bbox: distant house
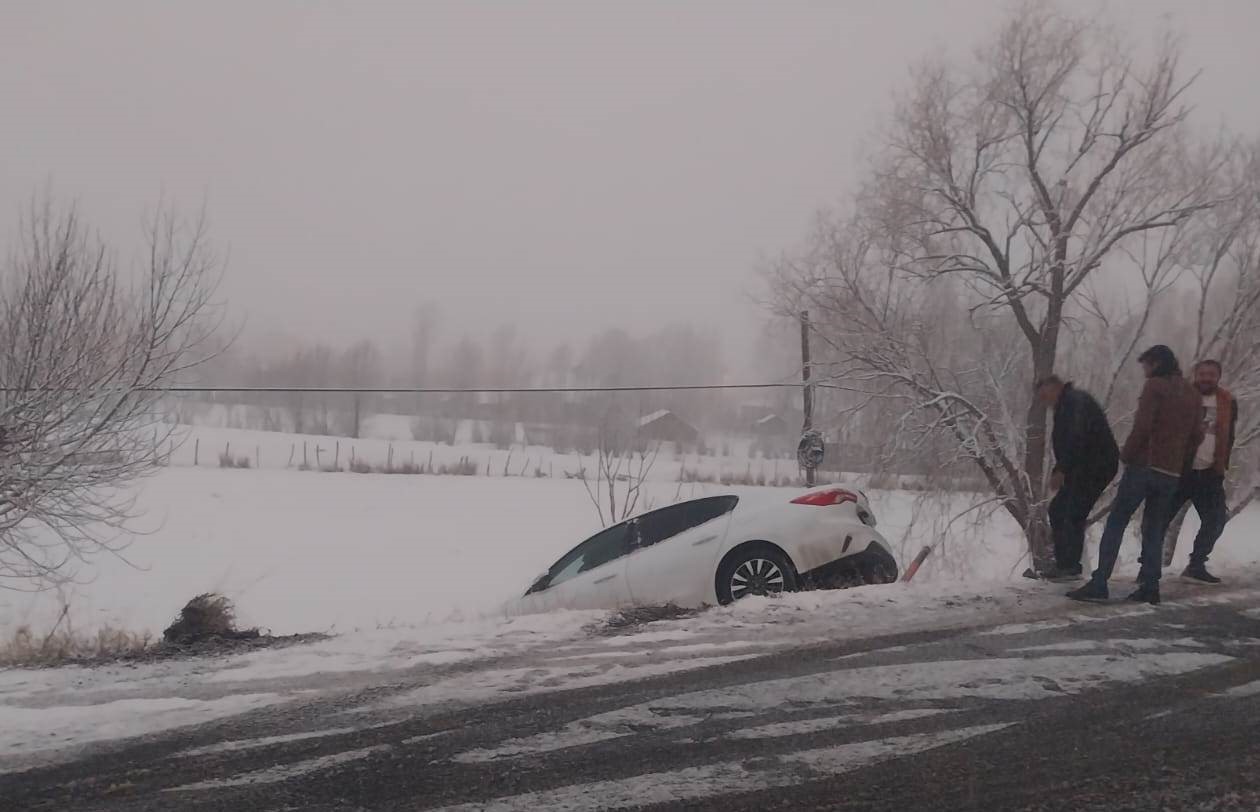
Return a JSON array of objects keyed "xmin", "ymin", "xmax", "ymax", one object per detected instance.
[
  {"xmin": 737, "ymin": 402, "xmax": 775, "ymax": 425},
  {"xmin": 636, "ymin": 409, "xmax": 700, "ymax": 447},
  {"xmin": 751, "ymin": 413, "xmax": 789, "ymax": 437},
  {"xmin": 750, "ymin": 413, "xmax": 792, "ymax": 459}
]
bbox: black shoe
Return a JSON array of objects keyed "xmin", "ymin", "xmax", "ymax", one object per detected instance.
[
  {"xmin": 1126, "ymin": 585, "xmax": 1161, "ymax": 605},
  {"xmin": 1181, "ymin": 566, "xmax": 1222, "ymax": 585},
  {"xmin": 1045, "ymin": 567, "xmax": 1084, "ymax": 584},
  {"xmin": 1067, "ymin": 581, "xmax": 1109, "ymax": 602}
]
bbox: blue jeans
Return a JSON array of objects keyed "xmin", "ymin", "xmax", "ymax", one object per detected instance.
[{"xmin": 1092, "ymin": 465, "xmax": 1180, "ymax": 587}]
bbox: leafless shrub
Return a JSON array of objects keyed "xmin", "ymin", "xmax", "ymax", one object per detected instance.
[
  {"xmin": 0, "ymin": 199, "xmax": 224, "ymax": 589},
  {"xmin": 438, "ymin": 456, "xmax": 479, "ymax": 476},
  {"xmin": 218, "ymin": 452, "xmax": 251, "ymax": 469},
  {"xmin": 575, "ymin": 419, "xmax": 661, "ymax": 527},
  {"xmin": 162, "ymin": 592, "xmax": 257, "ymax": 644}
]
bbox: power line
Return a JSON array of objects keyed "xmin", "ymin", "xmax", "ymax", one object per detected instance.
[{"xmin": 147, "ymin": 382, "xmax": 816, "ymax": 394}]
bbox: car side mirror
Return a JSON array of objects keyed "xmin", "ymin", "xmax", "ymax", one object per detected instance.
[{"xmin": 526, "ymin": 571, "xmax": 550, "ymax": 595}]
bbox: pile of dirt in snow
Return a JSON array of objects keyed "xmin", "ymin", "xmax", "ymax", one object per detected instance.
[
  {"xmin": 138, "ymin": 592, "xmax": 329, "ymax": 662},
  {"xmin": 135, "ymin": 630, "xmax": 329, "ymax": 662},
  {"xmin": 589, "ymin": 603, "xmax": 701, "ymax": 636}
]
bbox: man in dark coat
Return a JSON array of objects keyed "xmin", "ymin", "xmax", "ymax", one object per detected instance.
[
  {"xmin": 1164, "ymin": 359, "xmax": 1239, "ymax": 584},
  {"xmin": 1034, "ymin": 376, "xmax": 1119, "ymax": 581},
  {"xmin": 1068, "ymin": 345, "xmax": 1204, "ymax": 605}
]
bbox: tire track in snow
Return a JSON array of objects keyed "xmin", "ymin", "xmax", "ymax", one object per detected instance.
[{"xmin": 428, "ymin": 724, "xmax": 1013, "ymax": 812}]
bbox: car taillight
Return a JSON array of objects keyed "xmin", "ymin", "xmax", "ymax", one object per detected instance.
[{"xmin": 791, "ymin": 489, "xmax": 859, "ymax": 507}]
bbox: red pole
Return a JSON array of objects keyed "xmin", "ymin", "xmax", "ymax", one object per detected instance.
[{"xmin": 901, "ymin": 545, "xmax": 932, "ymax": 582}]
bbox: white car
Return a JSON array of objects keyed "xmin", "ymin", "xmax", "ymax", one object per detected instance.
[{"xmin": 511, "ymin": 486, "xmax": 898, "ymax": 613}]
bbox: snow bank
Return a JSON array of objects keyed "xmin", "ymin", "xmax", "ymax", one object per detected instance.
[{"xmin": 3, "ymin": 460, "xmax": 1258, "ymax": 643}]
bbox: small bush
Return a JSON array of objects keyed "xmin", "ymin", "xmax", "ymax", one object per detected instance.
[
  {"xmin": 349, "ymin": 458, "xmax": 374, "ymax": 474},
  {"xmin": 867, "ymin": 471, "xmax": 901, "ymax": 490},
  {"xmin": 218, "ymin": 453, "xmax": 252, "ymax": 469},
  {"xmin": 437, "ymin": 456, "xmax": 478, "ymax": 476},
  {"xmin": 163, "ymin": 593, "xmax": 258, "ymax": 645}
]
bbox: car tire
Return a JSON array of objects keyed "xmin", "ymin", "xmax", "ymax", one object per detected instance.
[
  {"xmin": 858, "ymin": 547, "xmax": 899, "ymax": 584},
  {"xmin": 716, "ymin": 544, "xmax": 798, "ymax": 605}
]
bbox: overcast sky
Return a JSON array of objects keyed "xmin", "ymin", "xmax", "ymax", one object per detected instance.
[{"xmin": 3, "ymin": 0, "xmax": 1258, "ymax": 370}]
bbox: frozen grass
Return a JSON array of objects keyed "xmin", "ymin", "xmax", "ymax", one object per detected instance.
[{"xmin": 0, "ymin": 622, "xmax": 153, "ymax": 669}]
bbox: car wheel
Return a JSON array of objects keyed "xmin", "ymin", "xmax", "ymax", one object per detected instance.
[
  {"xmin": 716, "ymin": 545, "xmax": 798, "ymax": 605},
  {"xmin": 858, "ymin": 548, "xmax": 899, "ymax": 584}
]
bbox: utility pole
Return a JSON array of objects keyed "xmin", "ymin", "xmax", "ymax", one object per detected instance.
[{"xmin": 800, "ymin": 310, "xmax": 816, "ymax": 487}]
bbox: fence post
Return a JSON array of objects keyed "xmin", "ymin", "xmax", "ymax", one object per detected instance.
[
  {"xmin": 194, "ymin": 438, "xmax": 200, "ymax": 466},
  {"xmin": 902, "ymin": 546, "xmax": 933, "ymax": 583}
]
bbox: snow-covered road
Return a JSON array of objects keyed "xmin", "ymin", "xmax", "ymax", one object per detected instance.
[{"xmin": 5, "ymin": 578, "xmax": 1260, "ymax": 811}]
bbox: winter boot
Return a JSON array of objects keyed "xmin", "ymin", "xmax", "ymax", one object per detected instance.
[
  {"xmin": 1066, "ymin": 580, "xmax": 1109, "ymax": 603},
  {"xmin": 1181, "ymin": 565, "xmax": 1222, "ymax": 585},
  {"xmin": 1126, "ymin": 584, "xmax": 1161, "ymax": 605}
]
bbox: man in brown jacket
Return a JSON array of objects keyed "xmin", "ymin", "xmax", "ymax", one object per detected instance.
[
  {"xmin": 1163, "ymin": 359, "xmax": 1239, "ymax": 584},
  {"xmin": 1068, "ymin": 345, "xmax": 1204, "ymax": 605}
]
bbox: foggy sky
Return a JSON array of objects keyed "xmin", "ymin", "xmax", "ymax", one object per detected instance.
[{"xmin": 3, "ymin": 0, "xmax": 1259, "ymax": 372}]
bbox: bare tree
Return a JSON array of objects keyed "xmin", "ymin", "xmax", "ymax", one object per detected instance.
[
  {"xmin": 340, "ymin": 339, "xmax": 382, "ymax": 439},
  {"xmin": 774, "ymin": 5, "xmax": 1228, "ymax": 569},
  {"xmin": 574, "ymin": 411, "xmax": 660, "ymax": 527},
  {"xmin": 1161, "ymin": 143, "xmax": 1260, "ymax": 560},
  {"xmin": 0, "ymin": 200, "xmax": 222, "ymax": 588}
]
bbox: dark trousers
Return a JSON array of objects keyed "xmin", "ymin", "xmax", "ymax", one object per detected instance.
[
  {"xmin": 1049, "ymin": 468, "xmax": 1115, "ymax": 572},
  {"xmin": 1093, "ymin": 465, "xmax": 1179, "ymax": 587},
  {"xmin": 1169, "ymin": 469, "xmax": 1229, "ymax": 567}
]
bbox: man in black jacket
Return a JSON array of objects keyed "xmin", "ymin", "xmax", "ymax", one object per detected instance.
[{"xmin": 1035, "ymin": 376, "xmax": 1120, "ymax": 581}]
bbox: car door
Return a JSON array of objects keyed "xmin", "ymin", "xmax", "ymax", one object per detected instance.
[
  {"xmin": 624, "ymin": 497, "xmax": 738, "ymax": 606},
  {"xmin": 523, "ymin": 520, "xmax": 635, "ymax": 611}
]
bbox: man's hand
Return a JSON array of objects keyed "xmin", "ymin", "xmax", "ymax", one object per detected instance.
[{"xmin": 1050, "ymin": 471, "xmax": 1065, "ymax": 492}]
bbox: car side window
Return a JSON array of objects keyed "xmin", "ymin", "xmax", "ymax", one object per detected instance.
[
  {"xmin": 636, "ymin": 496, "xmax": 738, "ymax": 549},
  {"xmin": 545, "ymin": 521, "xmax": 634, "ymax": 589}
]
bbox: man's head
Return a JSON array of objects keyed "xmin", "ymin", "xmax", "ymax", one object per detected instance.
[
  {"xmin": 1138, "ymin": 345, "xmax": 1181, "ymax": 379},
  {"xmin": 1194, "ymin": 359, "xmax": 1223, "ymax": 395},
  {"xmin": 1035, "ymin": 375, "xmax": 1066, "ymax": 406}
]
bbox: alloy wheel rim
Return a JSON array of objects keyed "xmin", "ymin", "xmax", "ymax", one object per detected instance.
[{"xmin": 731, "ymin": 558, "xmax": 785, "ymax": 599}]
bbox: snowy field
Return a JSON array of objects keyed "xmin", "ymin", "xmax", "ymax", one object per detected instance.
[
  {"xmin": 2, "ymin": 426, "xmax": 1260, "ymax": 638},
  {"xmin": 0, "ymin": 467, "xmax": 984, "ymax": 637},
  {"xmin": 3, "ymin": 426, "xmax": 1260, "ymax": 770}
]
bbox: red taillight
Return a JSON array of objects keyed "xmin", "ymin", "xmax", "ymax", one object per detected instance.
[{"xmin": 791, "ymin": 489, "xmax": 859, "ymax": 507}]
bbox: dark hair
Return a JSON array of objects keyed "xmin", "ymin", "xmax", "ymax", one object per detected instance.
[
  {"xmin": 1195, "ymin": 359, "xmax": 1223, "ymax": 373},
  {"xmin": 1138, "ymin": 345, "xmax": 1181, "ymax": 378},
  {"xmin": 1034, "ymin": 374, "xmax": 1064, "ymax": 390}
]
